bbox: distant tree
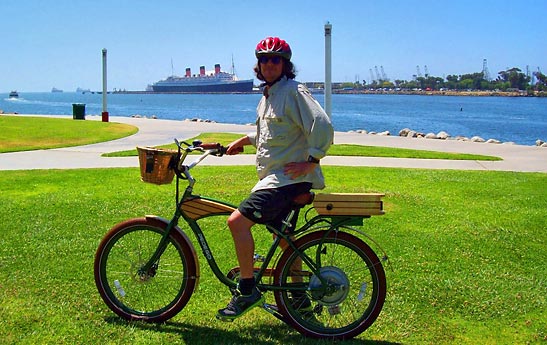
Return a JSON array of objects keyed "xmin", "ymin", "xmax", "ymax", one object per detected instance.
[
  {"xmin": 480, "ymin": 80, "xmax": 490, "ymax": 90},
  {"xmin": 533, "ymin": 71, "xmax": 547, "ymax": 90},
  {"xmin": 459, "ymin": 78, "xmax": 474, "ymax": 90},
  {"xmin": 535, "ymin": 71, "xmax": 546, "ymax": 84},
  {"xmin": 445, "ymin": 75, "xmax": 459, "ymax": 89},
  {"xmin": 459, "ymin": 72, "xmax": 485, "ymax": 90},
  {"xmin": 492, "ymin": 80, "xmax": 511, "ymax": 91},
  {"xmin": 423, "ymin": 76, "xmax": 444, "ymax": 90},
  {"xmin": 340, "ymin": 82, "xmax": 356, "ymax": 89},
  {"xmin": 401, "ymin": 80, "xmax": 419, "ymax": 89},
  {"xmin": 497, "ymin": 68, "xmax": 530, "ymax": 90},
  {"xmin": 415, "ymin": 77, "xmax": 426, "ymax": 89}
]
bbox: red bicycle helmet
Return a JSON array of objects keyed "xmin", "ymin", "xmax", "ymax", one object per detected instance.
[{"xmin": 255, "ymin": 37, "xmax": 292, "ymax": 60}]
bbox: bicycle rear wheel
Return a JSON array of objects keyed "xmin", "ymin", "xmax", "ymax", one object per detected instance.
[
  {"xmin": 273, "ymin": 230, "xmax": 386, "ymax": 340},
  {"xmin": 94, "ymin": 217, "xmax": 198, "ymax": 322}
]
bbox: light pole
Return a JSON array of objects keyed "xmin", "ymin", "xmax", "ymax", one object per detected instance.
[
  {"xmin": 102, "ymin": 48, "xmax": 109, "ymax": 122},
  {"xmin": 324, "ymin": 22, "xmax": 332, "ymax": 118}
]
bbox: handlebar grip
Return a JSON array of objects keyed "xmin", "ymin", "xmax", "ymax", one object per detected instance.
[
  {"xmin": 199, "ymin": 143, "xmax": 221, "ymax": 150},
  {"xmin": 198, "ymin": 142, "xmax": 243, "ymax": 155}
]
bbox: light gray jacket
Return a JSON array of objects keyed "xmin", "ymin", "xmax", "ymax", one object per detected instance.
[{"xmin": 248, "ymin": 77, "xmax": 334, "ymax": 192}]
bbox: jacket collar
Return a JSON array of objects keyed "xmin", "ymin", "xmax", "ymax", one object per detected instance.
[{"xmin": 261, "ymin": 76, "xmax": 287, "ymax": 98}]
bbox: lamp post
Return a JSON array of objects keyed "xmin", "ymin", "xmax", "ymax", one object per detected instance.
[
  {"xmin": 102, "ymin": 48, "xmax": 109, "ymax": 122},
  {"xmin": 324, "ymin": 22, "xmax": 332, "ymax": 118}
]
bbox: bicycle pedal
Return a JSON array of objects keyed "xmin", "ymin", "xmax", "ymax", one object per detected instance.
[{"xmin": 263, "ymin": 303, "xmax": 279, "ymax": 313}]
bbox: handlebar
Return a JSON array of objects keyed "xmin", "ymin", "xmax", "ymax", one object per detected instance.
[
  {"xmin": 172, "ymin": 138, "xmax": 243, "ymax": 180},
  {"xmin": 167, "ymin": 138, "xmax": 244, "ymax": 200}
]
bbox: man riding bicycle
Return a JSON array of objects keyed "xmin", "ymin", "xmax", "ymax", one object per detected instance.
[{"xmin": 218, "ymin": 36, "xmax": 334, "ymax": 320}]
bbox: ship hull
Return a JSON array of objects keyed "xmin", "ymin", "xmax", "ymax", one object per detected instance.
[{"xmin": 151, "ymin": 79, "xmax": 254, "ymax": 93}]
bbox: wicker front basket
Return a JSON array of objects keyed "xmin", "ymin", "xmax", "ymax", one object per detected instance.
[{"xmin": 137, "ymin": 147, "xmax": 177, "ymax": 185}]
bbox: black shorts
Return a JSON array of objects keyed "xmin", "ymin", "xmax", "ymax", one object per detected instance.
[{"xmin": 238, "ymin": 182, "xmax": 312, "ymax": 232}]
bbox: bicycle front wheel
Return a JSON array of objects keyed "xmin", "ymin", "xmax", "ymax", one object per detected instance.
[
  {"xmin": 273, "ymin": 230, "xmax": 386, "ymax": 340},
  {"xmin": 94, "ymin": 217, "xmax": 198, "ymax": 323}
]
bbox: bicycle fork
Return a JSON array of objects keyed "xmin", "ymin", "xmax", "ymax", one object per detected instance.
[{"xmin": 137, "ymin": 214, "xmax": 181, "ymax": 278}]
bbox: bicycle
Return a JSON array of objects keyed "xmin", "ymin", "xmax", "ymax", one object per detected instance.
[{"xmin": 94, "ymin": 139, "xmax": 388, "ymax": 340}]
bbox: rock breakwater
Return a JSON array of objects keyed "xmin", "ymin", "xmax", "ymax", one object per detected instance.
[{"xmin": 348, "ymin": 127, "xmax": 546, "ymax": 147}]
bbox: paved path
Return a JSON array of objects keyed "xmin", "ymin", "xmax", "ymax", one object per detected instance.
[{"xmin": 1, "ymin": 115, "xmax": 546, "ymax": 172}]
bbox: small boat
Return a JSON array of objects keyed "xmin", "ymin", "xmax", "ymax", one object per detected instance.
[
  {"xmin": 9, "ymin": 90, "xmax": 18, "ymax": 98},
  {"xmin": 76, "ymin": 87, "xmax": 91, "ymax": 94},
  {"xmin": 51, "ymin": 87, "xmax": 63, "ymax": 93}
]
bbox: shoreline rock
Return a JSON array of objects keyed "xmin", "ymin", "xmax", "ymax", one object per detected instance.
[{"xmin": 363, "ymin": 126, "xmax": 545, "ymax": 147}]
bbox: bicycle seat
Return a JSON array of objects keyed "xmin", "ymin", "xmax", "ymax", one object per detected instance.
[{"xmin": 292, "ymin": 192, "xmax": 315, "ymax": 207}]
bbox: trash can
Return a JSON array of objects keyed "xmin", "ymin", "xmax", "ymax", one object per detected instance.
[{"xmin": 72, "ymin": 103, "xmax": 86, "ymax": 120}]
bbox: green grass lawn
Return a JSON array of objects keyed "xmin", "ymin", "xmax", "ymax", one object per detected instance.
[
  {"xmin": 0, "ymin": 166, "xmax": 545, "ymax": 344},
  {"xmin": 103, "ymin": 132, "xmax": 501, "ymax": 161},
  {"xmin": 0, "ymin": 115, "xmax": 137, "ymax": 153}
]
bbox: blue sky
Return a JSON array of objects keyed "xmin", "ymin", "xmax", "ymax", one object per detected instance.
[{"xmin": 3, "ymin": 0, "xmax": 546, "ymax": 92}]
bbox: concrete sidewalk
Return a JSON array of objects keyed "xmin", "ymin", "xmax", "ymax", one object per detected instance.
[{"xmin": 1, "ymin": 115, "xmax": 546, "ymax": 172}]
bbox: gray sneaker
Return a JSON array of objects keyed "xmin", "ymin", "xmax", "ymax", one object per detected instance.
[{"xmin": 216, "ymin": 288, "xmax": 264, "ymax": 321}]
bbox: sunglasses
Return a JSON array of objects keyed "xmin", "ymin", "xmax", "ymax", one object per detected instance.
[{"xmin": 258, "ymin": 56, "xmax": 282, "ymax": 65}]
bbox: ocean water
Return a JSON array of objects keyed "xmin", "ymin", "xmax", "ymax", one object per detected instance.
[{"xmin": 2, "ymin": 92, "xmax": 546, "ymax": 145}]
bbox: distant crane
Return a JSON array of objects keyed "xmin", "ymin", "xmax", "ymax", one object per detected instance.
[
  {"xmin": 532, "ymin": 67, "xmax": 543, "ymax": 86},
  {"xmin": 380, "ymin": 66, "xmax": 388, "ymax": 81},
  {"xmin": 416, "ymin": 65, "xmax": 423, "ymax": 78},
  {"xmin": 528, "ymin": 66, "xmax": 535, "ymax": 85},
  {"xmin": 374, "ymin": 66, "xmax": 382, "ymax": 82},
  {"xmin": 482, "ymin": 59, "xmax": 491, "ymax": 81},
  {"xmin": 424, "ymin": 65, "xmax": 429, "ymax": 78}
]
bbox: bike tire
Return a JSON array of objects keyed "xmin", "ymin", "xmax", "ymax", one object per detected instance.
[
  {"xmin": 273, "ymin": 230, "xmax": 386, "ymax": 340},
  {"xmin": 94, "ymin": 217, "xmax": 198, "ymax": 323}
]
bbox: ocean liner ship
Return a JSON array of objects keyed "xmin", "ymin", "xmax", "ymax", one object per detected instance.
[{"xmin": 150, "ymin": 63, "xmax": 254, "ymax": 93}]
